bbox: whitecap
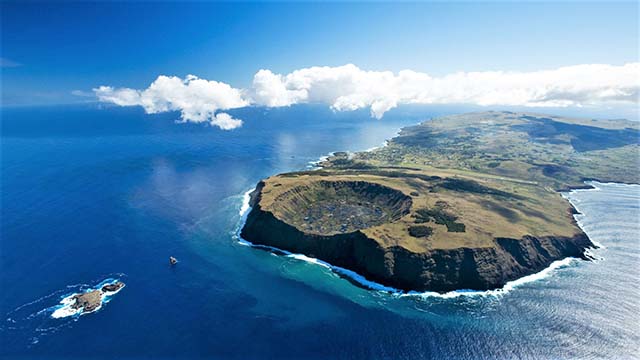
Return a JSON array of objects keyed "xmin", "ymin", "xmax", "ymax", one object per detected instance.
[
  {"xmin": 234, "ymin": 161, "xmax": 624, "ymax": 299},
  {"xmin": 306, "ymin": 152, "xmax": 333, "ymax": 169},
  {"xmin": 238, "ymin": 189, "xmax": 253, "ymax": 216},
  {"xmin": 50, "ymin": 294, "xmax": 83, "ymax": 319},
  {"xmin": 234, "ymin": 184, "xmax": 597, "ymax": 299},
  {"xmin": 406, "ymin": 257, "xmax": 578, "ymax": 299},
  {"xmin": 50, "ymin": 279, "xmax": 125, "ymax": 319}
]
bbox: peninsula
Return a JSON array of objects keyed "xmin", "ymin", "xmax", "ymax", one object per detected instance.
[{"xmin": 241, "ymin": 112, "xmax": 639, "ymax": 292}]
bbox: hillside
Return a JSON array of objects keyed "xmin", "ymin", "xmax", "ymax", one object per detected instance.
[{"xmin": 241, "ymin": 111, "xmax": 639, "ymax": 292}]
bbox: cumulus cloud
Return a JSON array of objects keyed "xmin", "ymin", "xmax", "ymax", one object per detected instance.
[
  {"xmin": 251, "ymin": 63, "xmax": 639, "ymax": 118},
  {"xmin": 94, "ymin": 75, "xmax": 248, "ymax": 129},
  {"xmin": 95, "ymin": 63, "xmax": 639, "ymax": 129},
  {"xmin": 207, "ymin": 112, "xmax": 243, "ymax": 130}
]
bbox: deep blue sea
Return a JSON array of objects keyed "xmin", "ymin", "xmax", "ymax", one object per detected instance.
[{"xmin": 1, "ymin": 104, "xmax": 639, "ymax": 359}]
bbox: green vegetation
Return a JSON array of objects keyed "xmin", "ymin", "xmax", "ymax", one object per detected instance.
[
  {"xmin": 414, "ymin": 207, "xmax": 466, "ymax": 232},
  {"xmin": 438, "ymin": 178, "xmax": 520, "ymax": 199},
  {"xmin": 352, "ymin": 111, "xmax": 639, "ymax": 189},
  {"xmin": 408, "ymin": 225, "xmax": 433, "ymax": 238},
  {"xmin": 251, "ymin": 111, "xmax": 638, "ymax": 253},
  {"xmin": 243, "ymin": 111, "xmax": 637, "ymax": 292}
]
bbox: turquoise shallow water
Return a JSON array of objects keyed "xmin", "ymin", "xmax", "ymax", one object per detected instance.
[{"xmin": 1, "ymin": 104, "xmax": 639, "ymax": 359}]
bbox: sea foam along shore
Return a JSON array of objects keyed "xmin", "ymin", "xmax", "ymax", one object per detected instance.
[
  {"xmin": 50, "ymin": 278, "xmax": 125, "ymax": 319},
  {"xmin": 305, "ymin": 130, "xmax": 398, "ymax": 170},
  {"xmin": 234, "ymin": 122, "xmax": 599, "ymax": 299},
  {"xmin": 560, "ymin": 181, "xmax": 630, "ymax": 250},
  {"xmin": 235, "ymin": 185, "xmax": 589, "ymax": 299}
]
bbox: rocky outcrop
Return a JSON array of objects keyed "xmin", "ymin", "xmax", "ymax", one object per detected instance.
[
  {"xmin": 101, "ymin": 282, "xmax": 125, "ymax": 293},
  {"xmin": 71, "ymin": 290, "xmax": 103, "ymax": 312},
  {"xmin": 70, "ymin": 281, "xmax": 125, "ymax": 313},
  {"xmin": 241, "ymin": 182, "xmax": 593, "ymax": 293}
]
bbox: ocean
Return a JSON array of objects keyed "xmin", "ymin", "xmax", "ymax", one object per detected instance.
[{"xmin": 1, "ymin": 104, "xmax": 638, "ymax": 359}]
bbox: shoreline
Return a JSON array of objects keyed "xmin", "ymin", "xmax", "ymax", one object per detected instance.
[
  {"xmin": 50, "ymin": 278, "xmax": 125, "ymax": 319},
  {"xmin": 233, "ymin": 117, "xmax": 626, "ymax": 298},
  {"xmin": 234, "ymin": 180, "xmax": 618, "ymax": 298}
]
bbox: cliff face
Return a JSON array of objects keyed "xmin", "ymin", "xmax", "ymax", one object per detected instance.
[
  {"xmin": 237, "ymin": 110, "xmax": 640, "ymax": 292},
  {"xmin": 240, "ymin": 181, "xmax": 593, "ymax": 293}
]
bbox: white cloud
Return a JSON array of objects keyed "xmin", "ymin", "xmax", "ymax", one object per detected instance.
[
  {"xmin": 95, "ymin": 63, "xmax": 640, "ymax": 129},
  {"xmin": 94, "ymin": 75, "xmax": 248, "ymax": 129},
  {"xmin": 251, "ymin": 63, "xmax": 639, "ymax": 118},
  {"xmin": 208, "ymin": 112, "xmax": 243, "ymax": 130},
  {"xmin": 251, "ymin": 69, "xmax": 307, "ymax": 107}
]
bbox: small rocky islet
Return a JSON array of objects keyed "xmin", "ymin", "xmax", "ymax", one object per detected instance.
[
  {"xmin": 70, "ymin": 281, "xmax": 125, "ymax": 313},
  {"xmin": 241, "ymin": 112, "xmax": 640, "ymax": 293}
]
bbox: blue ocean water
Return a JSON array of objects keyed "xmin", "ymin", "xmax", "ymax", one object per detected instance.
[{"xmin": 1, "ymin": 104, "xmax": 638, "ymax": 359}]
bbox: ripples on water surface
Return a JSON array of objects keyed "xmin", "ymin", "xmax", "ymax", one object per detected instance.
[{"xmin": 1, "ymin": 105, "xmax": 638, "ymax": 359}]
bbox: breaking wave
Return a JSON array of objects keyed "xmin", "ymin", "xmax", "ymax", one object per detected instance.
[
  {"xmin": 234, "ymin": 183, "xmax": 594, "ymax": 299},
  {"xmin": 51, "ymin": 278, "xmax": 125, "ymax": 319},
  {"xmin": 238, "ymin": 189, "xmax": 253, "ymax": 216},
  {"xmin": 2, "ymin": 274, "xmax": 126, "ymax": 346}
]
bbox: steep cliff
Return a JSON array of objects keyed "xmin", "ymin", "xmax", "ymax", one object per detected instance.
[
  {"xmin": 240, "ymin": 177, "xmax": 594, "ymax": 293},
  {"xmin": 237, "ymin": 110, "xmax": 639, "ymax": 292}
]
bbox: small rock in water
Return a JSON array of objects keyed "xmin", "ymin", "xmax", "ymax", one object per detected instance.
[
  {"xmin": 101, "ymin": 282, "xmax": 125, "ymax": 293},
  {"xmin": 71, "ymin": 281, "xmax": 125, "ymax": 313}
]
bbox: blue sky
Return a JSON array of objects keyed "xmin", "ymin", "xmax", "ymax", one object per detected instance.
[{"xmin": 1, "ymin": 1, "xmax": 638, "ymax": 106}]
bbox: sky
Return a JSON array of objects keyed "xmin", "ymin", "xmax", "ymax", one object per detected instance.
[{"xmin": 1, "ymin": 1, "xmax": 638, "ymax": 123}]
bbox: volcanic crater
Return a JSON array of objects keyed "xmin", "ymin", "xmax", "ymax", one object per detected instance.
[{"xmin": 270, "ymin": 180, "xmax": 412, "ymax": 235}]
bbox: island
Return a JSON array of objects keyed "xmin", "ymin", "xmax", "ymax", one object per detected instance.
[
  {"xmin": 70, "ymin": 281, "xmax": 125, "ymax": 313},
  {"xmin": 241, "ymin": 111, "xmax": 639, "ymax": 292}
]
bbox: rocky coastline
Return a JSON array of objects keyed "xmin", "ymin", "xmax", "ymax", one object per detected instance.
[
  {"xmin": 238, "ymin": 111, "xmax": 638, "ymax": 293},
  {"xmin": 240, "ymin": 181, "xmax": 593, "ymax": 293},
  {"xmin": 70, "ymin": 281, "xmax": 125, "ymax": 314}
]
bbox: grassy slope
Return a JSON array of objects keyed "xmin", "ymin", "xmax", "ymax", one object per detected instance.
[
  {"xmin": 257, "ymin": 111, "xmax": 639, "ymax": 253},
  {"xmin": 355, "ymin": 111, "xmax": 640, "ymax": 188}
]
